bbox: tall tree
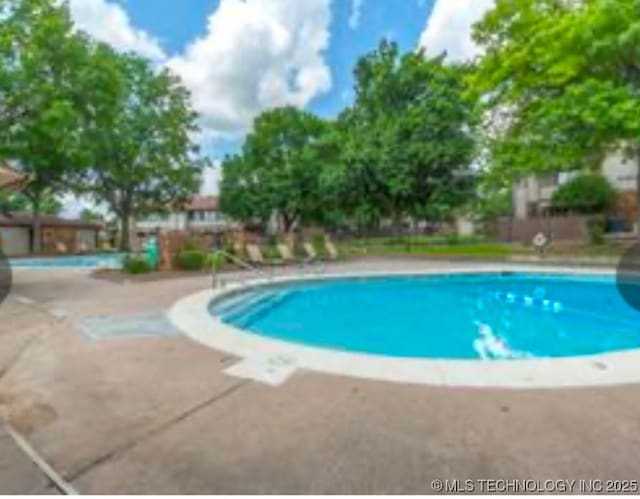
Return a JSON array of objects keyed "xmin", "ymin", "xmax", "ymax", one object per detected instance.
[
  {"xmin": 81, "ymin": 47, "xmax": 206, "ymax": 250},
  {"xmin": 220, "ymin": 106, "xmax": 327, "ymax": 233},
  {"xmin": 0, "ymin": 191, "xmax": 61, "ymax": 215},
  {"xmin": 471, "ymin": 0, "xmax": 640, "ymax": 235},
  {"xmin": 332, "ymin": 40, "xmax": 476, "ymax": 231},
  {"xmin": 0, "ymin": 0, "xmax": 95, "ymax": 251}
]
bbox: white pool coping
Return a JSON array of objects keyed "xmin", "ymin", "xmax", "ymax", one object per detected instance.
[{"xmin": 168, "ymin": 265, "xmax": 640, "ymax": 389}]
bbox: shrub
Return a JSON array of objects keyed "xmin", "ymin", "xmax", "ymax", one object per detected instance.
[
  {"xmin": 178, "ymin": 250, "xmax": 206, "ymax": 271},
  {"xmin": 262, "ymin": 245, "xmax": 281, "ymax": 260},
  {"xmin": 552, "ymin": 174, "xmax": 615, "ymax": 214},
  {"xmin": 205, "ymin": 252, "xmax": 225, "ymax": 271},
  {"xmin": 443, "ymin": 233, "xmax": 460, "ymax": 245},
  {"xmin": 310, "ymin": 233, "xmax": 326, "ymax": 256},
  {"xmin": 122, "ymin": 255, "xmax": 152, "ymax": 274},
  {"xmin": 587, "ymin": 217, "xmax": 606, "ymax": 245},
  {"xmin": 182, "ymin": 235, "xmax": 205, "ymax": 251}
]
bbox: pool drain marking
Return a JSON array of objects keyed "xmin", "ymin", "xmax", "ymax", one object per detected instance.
[
  {"xmin": 78, "ymin": 312, "xmax": 180, "ymax": 340},
  {"xmin": 49, "ymin": 308, "xmax": 68, "ymax": 320},
  {"xmin": 224, "ymin": 356, "xmax": 297, "ymax": 386}
]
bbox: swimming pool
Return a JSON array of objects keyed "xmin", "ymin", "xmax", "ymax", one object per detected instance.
[
  {"xmin": 209, "ymin": 273, "xmax": 640, "ymax": 360},
  {"xmin": 10, "ymin": 253, "xmax": 124, "ymax": 269}
]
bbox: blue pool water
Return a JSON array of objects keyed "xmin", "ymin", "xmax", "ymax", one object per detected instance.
[
  {"xmin": 10, "ymin": 253, "xmax": 124, "ymax": 269},
  {"xmin": 210, "ymin": 273, "xmax": 640, "ymax": 360}
]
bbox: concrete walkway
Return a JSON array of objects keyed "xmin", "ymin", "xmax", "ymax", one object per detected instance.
[{"xmin": 1, "ymin": 260, "xmax": 640, "ymax": 493}]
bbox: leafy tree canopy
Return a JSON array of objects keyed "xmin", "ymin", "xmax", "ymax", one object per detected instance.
[
  {"xmin": 76, "ymin": 46, "xmax": 206, "ymax": 250},
  {"xmin": 0, "ymin": 191, "xmax": 61, "ymax": 215},
  {"xmin": 552, "ymin": 173, "xmax": 616, "ymax": 214},
  {"xmin": 331, "ymin": 40, "xmax": 476, "ymax": 229},
  {"xmin": 470, "ymin": 0, "xmax": 640, "ymax": 184},
  {"xmin": 79, "ymin": 207, "xmax": 103, "ymax": 222},
  {"xmin": 220, "ymin": 106, "xmax": 328, "ymax": 232},
  {"xmin": 0, "ymin": 0, "xmax": 97, "ymax": 250}
]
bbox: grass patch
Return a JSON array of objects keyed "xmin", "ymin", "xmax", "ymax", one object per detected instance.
[{"xmin": 339, "ymin": 239, "xmax": 512, "ymax": 258}]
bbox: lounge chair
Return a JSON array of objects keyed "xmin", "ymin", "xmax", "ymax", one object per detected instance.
[
  {"xmin": 277, "ymin": 243, "xmax": 296, "ymax": 264},
  {"xmin": 303, "ymin": 242, "xmax": 318, "ymax": 262},
  {"xmin": 56, "ymin": 241, "xmax": 68, "ymax": 254},
  {"xmin": 233, "ymin": 241, "xmax": 244, "ymax": 257},
  {"xmin": 246, "ymin": 244, "xmax": 282, "ymax": 266},
  {"xmin": 324, "ymin": 239, "xmax": 339, "ymax": 260}
]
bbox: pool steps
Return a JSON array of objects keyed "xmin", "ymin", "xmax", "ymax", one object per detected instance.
[
  {"xmin": 210, "ymin": 288, "xmax": 292, "ymax": 327},
  {"xmin": 230, "ymin": 291, "xmax": 292, "ymax": 328}
]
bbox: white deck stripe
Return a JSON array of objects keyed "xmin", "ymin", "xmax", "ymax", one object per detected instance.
[{"xmin": 4, "ymin": 422, "xmax": 79, "ymax": 495}]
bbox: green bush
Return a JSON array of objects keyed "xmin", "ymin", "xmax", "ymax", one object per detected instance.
[
  {"xmin": 182, "ymin": 235, "xmax": 205, "ymax": 251},
  {"xmin": 178, "ymin": 250, "xmax": 206, "ymax": 270},
  {"xmin": 552, "ymin": 174, "xmax": 615, "ymax": 214},
  {"xmin": 122, "ymin": 255, "xmax": 152, "ymax": 274},
  {"xmin": 262, "ymin": 245, "xmax": 281, "ymax": 260},
  {"xmin": 310, "ymin": 233, "xmax": 326, "ymax": 256},
  {"xmin": 443, "ymin": 233, "xmax": 460, "ymax": 245},
  {"xmin": 587, "ymin": 217, "xmax": 606, "ymax": 245},
  {"xmin": 205, "ymin": 252, "xmax": 226, "ymax": 270}
]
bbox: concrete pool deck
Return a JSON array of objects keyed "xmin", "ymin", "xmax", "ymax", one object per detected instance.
[{"xmin": 1, "ymin": 259, "xmax": 640, "ymax": 493}]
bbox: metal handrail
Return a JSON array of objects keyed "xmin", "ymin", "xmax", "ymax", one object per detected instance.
[
  {"xmin": 211, "ymin": 246, "xmax": 328, "ymax": 290},
  {"xmin": 211, "ymin": 249, "xmax": 271, "ymax": 289}
]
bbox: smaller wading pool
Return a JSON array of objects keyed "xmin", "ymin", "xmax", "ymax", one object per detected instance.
[{"xmin": 10, "ymin": 253, "xmax": 124, "ymax": 269}]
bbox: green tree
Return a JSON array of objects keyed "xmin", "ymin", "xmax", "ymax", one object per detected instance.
[
  {"xmin": 79, "ymin": 207, "xmax": 102, "ymax": 223},
  {"xmin": 332, "ymin": 40, "xmax": 476, "ymax": 232},
  {"xmin": 220, "ymin": 106, "xmax": 327, "ymax": 232},
  {"xmin": 0, "ymin": 0, "xmax": 95, "ymax": 251},
  {"xmin": 552, "ymin": 174, "xmax": 615, "ymax": 215},
  {"xmin": 81, "ymin": 47, "xmax": 206, "ymax": 250},
  {"xmin": 0, "ymin": 191, "xmax": 61, "ymax": 215},
  {"xmin": 471, "ymin": 0, "xmax": 640, "ymax": 235}
]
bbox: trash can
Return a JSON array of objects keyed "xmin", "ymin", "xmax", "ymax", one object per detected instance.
[{"xmin": 144, "ymin": 236, "xmax": 159, "ymax": 270}]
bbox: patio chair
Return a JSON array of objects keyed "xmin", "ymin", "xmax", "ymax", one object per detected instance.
[
  {"xmin": 56, "ymin": 241, "xmax": 68, "ymax": 254},
  {"xmin": 246, "ymin": 244, "xmax": 283, "ymax": 266},
  {"xmin": 277, "ymin": 243, "xmax": 296, "ymax": 264},
  {"xmin": 324, "ymin": 238, "xmax": 339, "ymax": 260},
  {"xmin": 303, "ymin": 242, "xmax": 318, "ymax": 263}
]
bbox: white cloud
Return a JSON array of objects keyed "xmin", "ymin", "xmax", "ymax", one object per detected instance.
[
  {"xmin": 348, "ymin": 0, "xmax": 364, "ymax": 29},
  {"xmin": 68, "ymin": 0, "xmax": 166, "ymax": 61},
  {"xmin": 418, "ymin": 0, "xmax": 494, "ymax": 61},
  {"xmin": 167, "ymin": 0, "xmax": 332, "ymax": 139},
  {"xmin": 200, "ymin": 161, "xmax": 222, "ymax": 195}
]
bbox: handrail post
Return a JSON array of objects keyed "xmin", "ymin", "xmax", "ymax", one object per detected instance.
[{"xmin": 211, "ymin": 249, "xmax": 271, "ymax": 289}]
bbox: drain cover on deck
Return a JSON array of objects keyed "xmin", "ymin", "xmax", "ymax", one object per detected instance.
[
  {"xmin": 224, "ymin": 355, "xmax": 298, "ymax": 386},
  {"xmin": 79, "ymin": 312, "xmax": 179, "ymax": 340}
]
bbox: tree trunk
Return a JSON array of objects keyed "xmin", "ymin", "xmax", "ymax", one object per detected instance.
[
  {"xmin": 391, "ymin": 208, "xmax": 403, "ymax": 237},
  {"xmin": 32, "ymin": 194, "xmax": 42, "ymax": 254},
  {"xmin": 119, "ymin": 211, "xmax": 131, "ymax": 251},
  {"xmin": 282, "ymin": 213, "xmax": 296, "ymax": 234}
]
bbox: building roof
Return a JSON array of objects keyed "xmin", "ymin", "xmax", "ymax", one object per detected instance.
[
  {"xmin": 0, "ymin": 212, "xmax": 103, "ymax": 230},
  {"xmin": 186, "ymin": 195, "xmax": 219, "ymax": 212}
]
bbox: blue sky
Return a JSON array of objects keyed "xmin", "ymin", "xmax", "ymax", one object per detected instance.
[
  {"xmin": 63, "ymin": 0, "xmax": 493, "ymax": 212},
  {"xmin": 110, "ymin": 0, "xmax": 434, "ymax": 123}
]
